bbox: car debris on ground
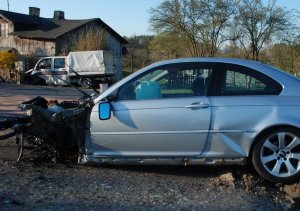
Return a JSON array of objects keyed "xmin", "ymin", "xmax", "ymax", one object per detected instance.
[{"xmin": 0, "ymin": 94, "xmax": 93, "ymax": 164}]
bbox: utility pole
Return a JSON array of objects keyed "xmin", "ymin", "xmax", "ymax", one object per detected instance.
[{"xmin": 7, "ymin": 0, "xmax": 9, "ymax": 11}]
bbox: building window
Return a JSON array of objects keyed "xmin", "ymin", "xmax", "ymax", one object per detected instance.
[{"xmin": 0, "ymin": 23, "xmax": 8, "ymax": 37}]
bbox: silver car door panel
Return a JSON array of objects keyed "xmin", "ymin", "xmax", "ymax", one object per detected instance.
[
  {"xmin": 202, "ymin": 96, "xmax": 300, "ymax": 157},
  {"xmin": 90, "ymin": 97, "xmax": 211, "ymax": 157}
]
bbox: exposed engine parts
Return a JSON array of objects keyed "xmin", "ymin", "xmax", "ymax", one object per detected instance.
[{"xmin": 0, "ymin": 96, "xmax": 93, "ymax": 164}]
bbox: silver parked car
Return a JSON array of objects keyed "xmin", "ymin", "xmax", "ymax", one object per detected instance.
[
  {"xmin": 89, "ymin": 58, "xmax": 300, "ymax": 183},
  {"xmin": 4, "ymin": 58, "xmax": 299, "ymax": 183}
]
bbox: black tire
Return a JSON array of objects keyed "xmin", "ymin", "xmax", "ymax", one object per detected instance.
[
  {"xmin": 80, "ymin": 78, "xmax": 91, "ymax": 89},
  {"xmin": 30, "ymin": 77, "xmax": 46, "ymax": 86},
  {"xmin": 252, "ymin": 127, "xmax": 300, "ymax": 183}
]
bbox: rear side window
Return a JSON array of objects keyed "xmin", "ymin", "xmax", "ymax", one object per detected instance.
[
  {"xmin": 211, "ymin": 63, "xmax": 282, "ymax": 96},
  {"xmin": 54, "ymin": 58, "xmax": 65, "ymax": 68}
]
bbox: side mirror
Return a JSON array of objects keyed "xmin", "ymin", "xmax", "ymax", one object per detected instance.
[{"xmin": 99, "ymin": 102, "xmax": 111, "ymax": 120}]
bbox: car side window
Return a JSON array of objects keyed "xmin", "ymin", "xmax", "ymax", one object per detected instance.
[
  {"xmin": 54, "ymin": 58, "xmax": 65, "ymax": 69},
  {"xmin": 116, "ymin": 63, "xmax": 213, "ymax": 101},
  {"xmin": 37, "ymin": 59, "xmax": 51, "ymax": 69},
  {"xmin": 216, "ymin": 64, "xmax": 282, "ymax": 96}
]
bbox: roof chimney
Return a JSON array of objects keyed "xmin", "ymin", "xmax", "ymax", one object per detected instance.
[
  {"xmin": 53, "ymin": 10, "xmax": 65, "ymax": 20},
  {"xmin": 29, "ymin": 7, "xmax": 40, "ymax": 17}
]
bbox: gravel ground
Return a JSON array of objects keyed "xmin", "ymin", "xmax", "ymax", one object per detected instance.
[
  {"xmin": 0, "ymin": 137, "xmax": 299, "ymax": 210},
  {"xmin": 1, "ymin": 81, "xmax": 299, "ymax": 210}
]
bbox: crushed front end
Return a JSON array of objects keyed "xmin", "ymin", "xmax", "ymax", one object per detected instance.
[{"xmin": 0, "ymin": 95, "xmax": 93, "ymax": 164}]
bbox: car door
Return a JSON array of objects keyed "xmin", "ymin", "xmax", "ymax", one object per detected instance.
[
  {"xmin": 203, "ymin": 63, "xmax": 283, "ymax": 157},
  {"xmin": 90, "ymin": 62, "xmax": 213, "ymax": 157},
  {"xmin": 34, "ymin": 58, "xmax": 52, "ymax": 83},
  {"xmin": 53, "ymin": 58, "xmax": 67, "ymax": 85}
]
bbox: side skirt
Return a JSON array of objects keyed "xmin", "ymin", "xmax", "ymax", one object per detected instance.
[{"xmin": 80, "ymin": 155, "xmax": 247, "ymax": 166}]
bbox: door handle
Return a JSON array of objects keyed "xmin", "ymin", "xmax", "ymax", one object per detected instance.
[{"xmin": 185, "ymin": 102, "xmax": 209, "ymax": 109}]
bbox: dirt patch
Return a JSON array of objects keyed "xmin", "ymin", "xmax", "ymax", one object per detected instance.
[
  {"xmin": 284, "ymin": 184, "xmax": 300, "ymax": 198},
  {"xmin": 0, "ymin": 138, "xmax": 299, "ymax": 210}
]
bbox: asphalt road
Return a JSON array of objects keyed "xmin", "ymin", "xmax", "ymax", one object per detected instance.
[{"xmin": 0, "ymin": 83, "xmax": 90, "ymax": 115}]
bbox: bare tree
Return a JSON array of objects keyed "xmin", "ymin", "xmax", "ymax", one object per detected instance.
[
  {"xmin": 149, "ymin": 0, "xmax": 236, "ymax": 57},
  {"xmin": 149, "ymin": 32, "xmax": 188, "ymax": 59},
  {"xmin": 72, "ymin": 27, "xmax": 108, "ymax": 51},
  {"xmin": 61, "ymin": 26, "xmax": 108, "ymax": 54},
  {"xmin": 267, "ymin": 32, "xmax": 300, "ymax": 75},
  {"xmin": 233, "ymin": 0, "xmax": 292, "ymax": 61},
  {"xmin": 122, "ymin": 35, "xmax": 153, "ymax": 73}
]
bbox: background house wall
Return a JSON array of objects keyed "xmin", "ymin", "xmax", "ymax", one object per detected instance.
[
  {"xmin": 107, "ymin": 35, "xmax": 123, "ymax": 80},
  {"xmin": 0, "ymin": 8, "xmax": 127, "ymax": 81},
  {"xmin": 0, "ymin": 17, "xmax": 12, "ymax": 37},
  {"xmin": 6, "ymin": 37, "xmax": 54, "ymax": 56},
  {"xmin": 0, "ymin": 13, "xmax": 55, "ymax": 57}
]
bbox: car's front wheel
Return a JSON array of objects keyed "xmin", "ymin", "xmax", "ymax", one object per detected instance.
[{"xmin": 252, "ymin": 127, "xmax": 300, "ymax": 183}]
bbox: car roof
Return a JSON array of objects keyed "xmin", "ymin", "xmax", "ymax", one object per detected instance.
[
  {"xmin": 147, "ymin": 58, "xmax": 285, "ymax": 76},
  {"xmin": 148, "ymin": 58, "xmax": 300, "ymax": 96},
  {"xmin": 151, "ymin": 57, "xmax": 262, "ymax": 66}
]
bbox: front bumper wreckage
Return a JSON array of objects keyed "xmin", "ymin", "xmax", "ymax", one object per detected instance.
[{"xmin": 0, "ymin": 96, "xmax": 92, "ymax": 164}]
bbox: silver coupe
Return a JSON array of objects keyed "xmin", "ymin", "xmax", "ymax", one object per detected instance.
[{"xmin": 87, "ymin": 58, "xmax": 300, "ymax": 183}]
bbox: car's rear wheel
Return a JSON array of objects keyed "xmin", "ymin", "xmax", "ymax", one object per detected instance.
[
  {"xmin": 80, "ymin": 78, "xmax": 91, "ymax": 89},
  {"xmin": 30, "ymin": 77, "xmax": 46, "ymax": 86},
  {"xmin": 252, "ymin": 127, "xmax": 300, "ymax": 183}
]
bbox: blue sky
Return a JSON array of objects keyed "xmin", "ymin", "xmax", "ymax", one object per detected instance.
[{"xmin": 0, "ymin": 0, "xmax": 298, "ymax": 37}]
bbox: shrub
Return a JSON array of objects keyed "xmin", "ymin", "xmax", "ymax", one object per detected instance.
[{"xmin": 0, "ymin": 50, "xmax": 17, "ymax": 81}]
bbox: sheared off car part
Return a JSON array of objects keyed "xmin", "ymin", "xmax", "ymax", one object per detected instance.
[{"xmin": 1, "ymin": 96, "xmax": 92, "ymax": 164}]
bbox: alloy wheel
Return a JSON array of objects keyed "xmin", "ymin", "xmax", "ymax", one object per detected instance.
[{"xmin": 260, "ymin": 132, "xmax": 300, "ymax": 178}]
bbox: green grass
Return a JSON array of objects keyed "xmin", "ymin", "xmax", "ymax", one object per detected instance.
[{"xmin": 161, "ymin": 88, "xmax": 193, "ymax": 94}]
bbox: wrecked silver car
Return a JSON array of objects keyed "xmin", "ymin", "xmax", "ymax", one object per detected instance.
[{"xmin": 1, "ymin": 58, "xmax": 300, "ymax": 183}]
